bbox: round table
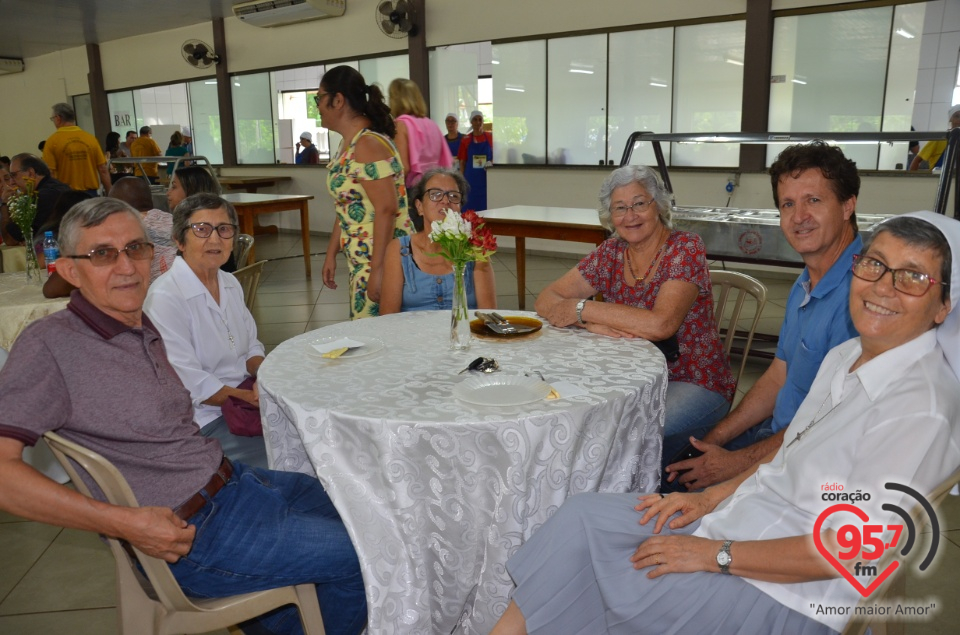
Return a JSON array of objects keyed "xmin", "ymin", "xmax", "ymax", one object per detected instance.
[
  {"xmin": 258, "ymin": 311, "xmax": 667, "ymax": 634},
  {"xmin": 0, "ymin": 272, "xmax": 69, "ymax": 350}
]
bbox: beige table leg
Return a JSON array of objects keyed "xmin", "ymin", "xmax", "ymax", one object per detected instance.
[
  {"xmin": 516, "ymin": 237, "xmax": 526, "ymax": 310},
  {"xmin": 300, "ymin": 202, "xmax": 312, "ymax": 278}
]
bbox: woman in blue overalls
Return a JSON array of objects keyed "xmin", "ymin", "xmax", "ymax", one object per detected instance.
[{"xmin": 458, "ymin": 110, "xmax": 493, "ymax": 211}]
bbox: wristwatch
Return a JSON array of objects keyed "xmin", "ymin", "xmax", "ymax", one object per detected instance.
[
  {"xmin": 716, "ymin": 540, "xmax": 733, "ymax": 574},
  {"xmin": 575, "ymin": 299, "xmax": 587, "ymax": 325}
]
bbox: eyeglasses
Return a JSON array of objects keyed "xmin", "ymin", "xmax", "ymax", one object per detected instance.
[
  {"xmin": 425, "ymin": 188, "xmax": 463, "ymax": 204},
  {"xmin": 313, "ymin": 92, "xmax": 330, "ymax": 108},
  {"xmin": 67, "ymin": 242, "xmax": 154, "ymax": 266},
  {"xmin": 851, "ymin": 254, "xmax": 945, "ymax": 297},
  {"xmin": 190, "ymin": 222, "xmax": 238, "ymax": 239},
  {"xmin": 611, "ymin": 200, "xmax": 654, "ymax": 218}
]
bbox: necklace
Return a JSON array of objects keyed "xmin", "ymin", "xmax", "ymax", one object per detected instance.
[
  {"xmin": 785, "ymin": 393, "xmax": 841, "ymax": 448},
  {"xmin": 219, "ymin": 315, "xmax": 236, "ymax": 350},
  {"xmin": 625, "ymin": 229, "xmax": 668, "ymax": 284}
]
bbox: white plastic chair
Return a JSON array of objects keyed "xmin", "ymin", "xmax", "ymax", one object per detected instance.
[
  {"xmin": 43, "ymin": 431, "xmax": 326, "ymax": 635},
  {"xmin": 710, "ymin": 270, "xmax": 768, "ymax": 391},
  {"xmin": 232, "ymin": 260, "xmax": 266, "ymax": 312}
]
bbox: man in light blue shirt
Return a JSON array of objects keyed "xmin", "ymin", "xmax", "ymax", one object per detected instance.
[{"xmin": 665, "ymin": 141, "xmax": 861, "ymax": 490}]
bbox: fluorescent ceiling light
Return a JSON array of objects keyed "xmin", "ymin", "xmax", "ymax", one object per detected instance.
[
  {"xmin": 649, "ymin": 81, "xmax": 668, "ymax": 88},
  {"xmin": 725, "ymin": 58, "xmax": 744, "ymax": 66},
  {"xmin": 896, "ymin": 28, "xmax": 915, "ymax": 39},
  {"xmin": 505, "ymin": 84, "xmax": 525, "ymax": 93},
  {"xmin": 569, "ymin": 69, "xmax": 594, "ymax": 74},
  {"xmin": 204, "ymin": 81, "xmax": 217, "ymax": 85},
  {"xmin": 792, "ymin": 79, "xmax": 807, "ymax": 85},
  {"xmin": 491, "ymin": 60, "xmax": 499, "ymax": 64}
]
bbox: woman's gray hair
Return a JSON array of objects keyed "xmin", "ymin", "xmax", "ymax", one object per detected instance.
[
  {"xmin": 408, "ymin": 168, "xmax": 470, "ymax": 232},
  {"xmin": 597, "ymin": 165, "xmax": 674, "ymax": 233},
  {"xmin": 864, "ymin": 215, "xmax": 951, "ymax": 301},
  {"xmin": 59, "ymin": 197, "xmax": 147, "ymax": 256},
  {"xmin": 171, "ymin": 193, "xmax": 239, "ymax": 247}
]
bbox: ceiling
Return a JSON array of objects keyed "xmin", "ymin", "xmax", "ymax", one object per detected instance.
[{"xmin": 0, "ymin": 1, "xmax": 240, "ymax": 60}]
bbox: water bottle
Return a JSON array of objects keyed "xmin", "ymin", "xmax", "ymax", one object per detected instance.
[{"xmin": 43, "ymin": 231, "xmax": 60, "ymax": 276}]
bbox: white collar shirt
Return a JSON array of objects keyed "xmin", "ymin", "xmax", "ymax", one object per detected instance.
[
  {"xmin": 695, "ymin": 329, "xmax": 960, "ymax": 631},
  {"xmin": 144, "ymin": 256, "xmax": 264, "ymax": 428}
]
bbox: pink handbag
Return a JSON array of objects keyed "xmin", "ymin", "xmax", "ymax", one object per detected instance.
[{"xmin": 221, "ymin": 376, "xmax": 262, "ymax": 437}]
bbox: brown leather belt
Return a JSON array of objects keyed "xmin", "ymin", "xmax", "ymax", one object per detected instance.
[{"xmin": 173, "ymin": 457, "xmax": 233, "ymax": 522}]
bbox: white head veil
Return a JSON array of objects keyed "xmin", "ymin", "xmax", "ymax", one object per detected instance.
[{"xmin": 894, "ymin": 211, "xmax": 960, "ymax": 382}]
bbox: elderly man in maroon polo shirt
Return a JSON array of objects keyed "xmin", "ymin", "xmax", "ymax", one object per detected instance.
[{"xmin": 0, "ymin": 198, "xmax": 366, "ymax": 635}]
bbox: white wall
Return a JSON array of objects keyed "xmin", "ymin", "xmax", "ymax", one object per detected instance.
[{"xmin": 0, "ymin": 0, "xmax": 941, "ymax": 243}]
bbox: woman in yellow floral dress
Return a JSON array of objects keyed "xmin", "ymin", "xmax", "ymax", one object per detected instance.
[{"xmin": 319, "ymin": 66, "xmax": 413, "ymax": 319}]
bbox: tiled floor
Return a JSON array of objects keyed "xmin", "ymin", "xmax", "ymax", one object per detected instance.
[{"xmin": 1, "ymin": 232, "xmax": 957, "ymax": 633}]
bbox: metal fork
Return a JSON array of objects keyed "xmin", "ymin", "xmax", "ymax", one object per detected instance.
[{"xmin": 475, "ymin": 311, "xmax": 519, "ymax": 334}]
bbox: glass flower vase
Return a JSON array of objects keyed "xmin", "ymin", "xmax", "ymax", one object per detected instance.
[
  {"xmin": 450, "ymin": 262, "xmax": 471, "ymax": 351},
  {"xmin": 23, "ymin": 228, "xmax": 42, "ymax": 285}
]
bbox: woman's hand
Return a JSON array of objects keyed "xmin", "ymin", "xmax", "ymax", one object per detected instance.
[
  {"xmin": 585, "ymin": 322, "xmax": 636, "ymax": 338},
  {"xmin": 322, "ymin": 252, "xmax": 338, "ymax": 290},
  {"xmin": 538, "ymin": 297, "xmax": 580, "ymax": 327},
  {"xmin": 630, "ymin": 535, "xmax": 718, "ymax": 578},
  {"xmin": 634, "ymin": 491, "xmax": 718, "ymax": 534}
]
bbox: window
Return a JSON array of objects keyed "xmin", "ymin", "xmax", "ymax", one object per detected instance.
[
  {"xmin": 233, "ymin": 73, "xmax": 276, "ymax": 165},
  {"xmin": 547, "ymin": 34, "xmax": 607, "ymax": 165},
  {"xmin": 768, "ymin": 4, "xmax": 926, "ymax": 169},
  {"xmin": 492, "ymin": 40, "xmax": 546, "ymax": 165}
]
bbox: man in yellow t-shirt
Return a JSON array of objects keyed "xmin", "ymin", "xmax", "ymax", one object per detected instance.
[
  {"xmin": 910, "ymin": 105, "xmax": 960, "ymax": 171},
  {"xmin": 129, "ymin": 126, "xmax": 163, "ymax": 182},
  {"xmin": 42, "ymin": 103, "xmax": 109, "ymax": 195}
]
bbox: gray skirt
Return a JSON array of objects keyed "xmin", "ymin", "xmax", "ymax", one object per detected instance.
[{"xmin": 507, "ymin": 492, "xmax": 838, "ymax": 635}]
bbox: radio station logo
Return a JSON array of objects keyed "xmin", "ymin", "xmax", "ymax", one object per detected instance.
[{"xmin": 814, "ymin": 481, "xmax": 940, "ymax": 598}]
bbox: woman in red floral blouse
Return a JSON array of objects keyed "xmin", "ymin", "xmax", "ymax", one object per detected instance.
[{"xmin": 535, "ymin": 165, "xmax": 735, "ymax": 480}]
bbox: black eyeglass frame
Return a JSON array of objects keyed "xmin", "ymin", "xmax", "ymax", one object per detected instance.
[
  {"xmin": 424, "ymin": 188, "xmax": 463, "ymax": 205},
  {"xmin": 189, "ymin": 222, "xmax": 238, "ymax": 239}
]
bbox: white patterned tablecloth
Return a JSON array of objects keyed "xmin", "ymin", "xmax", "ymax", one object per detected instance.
[
  {"xmin": 0, "ymin": 272, "xmax": 69, "ymax": 350},
  {"xmin": 258, "ymin": 311, "xmax": 667, "ymax": 634}
]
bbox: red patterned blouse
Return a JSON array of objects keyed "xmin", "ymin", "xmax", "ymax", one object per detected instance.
[{"xmin": 577, "ymin": 230, "xmax": 735, "ymax": 402}]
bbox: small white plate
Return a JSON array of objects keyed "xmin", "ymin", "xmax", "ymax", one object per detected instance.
[
  {"xmin": 305, "ymin": 335, "xmax": 384, "ymax": 360},
  {"xmin": 453, "ymin": 374, "xmax": 552, "ymax": 406}
]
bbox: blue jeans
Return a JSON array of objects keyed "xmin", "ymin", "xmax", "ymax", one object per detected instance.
[
  {"xmin": 169, "ymin": 462, "xmax": 366, "ymax": 635},
  {"xmin": 725, "ymin": 415, "xmax": 777, "ymax": 451},
  {"xmin": 660, "ymin": 381, "xmax": 731, "ymax": 477},
  {"xmin": 201, "ymin": 415, "xmax": 269, "ymax": 470}
]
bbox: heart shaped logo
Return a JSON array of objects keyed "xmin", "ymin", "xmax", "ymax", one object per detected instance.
[{"xmin": 813, "ymin": 503, "xmax": 899, "ymax": 597}]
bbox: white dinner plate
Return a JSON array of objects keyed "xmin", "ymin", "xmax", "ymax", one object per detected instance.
[
  {"xmin": 453, "ymin": 374, "xmax": 552, "ymax": 406},
  {"xmin": 305, "ymin": 335, "xmax": 385, "ymax": 360}
]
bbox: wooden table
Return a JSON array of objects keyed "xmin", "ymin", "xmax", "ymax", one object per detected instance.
[
  {"xmin": 218, "ymin": 176, "xmax": 292, "ymax": 194},
  {"xmin": 219, "ymin": 177, "xmax": 294, "ymax": 235},
  {"xmin": 222, "ymin": 193, "xmax": 314, "ymax": 278},
  {"xmin": 480, "ymin": 206, "xmax": 608, "ymax": 309}
]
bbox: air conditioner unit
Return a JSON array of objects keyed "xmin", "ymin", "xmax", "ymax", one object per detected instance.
[
  {"xmin": 0, "ymin": 58, "xmax": 25, "ymax": 75},
  {"xmin": 233, "ymin": 0, "xmax": 346, "ymax": 28}
]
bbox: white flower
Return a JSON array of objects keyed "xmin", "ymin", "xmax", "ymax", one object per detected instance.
[{"xmin": 429, "ymin": 209, "xmax": 471, "ymax": 242}]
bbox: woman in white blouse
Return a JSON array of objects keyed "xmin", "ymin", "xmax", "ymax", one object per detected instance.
[
  {"xmin": 492, "ymin": 212, "xmax": 960, "ymax": 635},
  {"xmin": 144, "ymin": 193, "xmax": 266, "ymax": 468}
]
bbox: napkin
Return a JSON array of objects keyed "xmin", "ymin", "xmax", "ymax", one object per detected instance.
[
  {"xmin": 312, "ymin": 337, "xmax": 365, "ymax": 357},
  {"xmin": 545, "ymin": 381, "xmax": 588, "ymax": 400}
]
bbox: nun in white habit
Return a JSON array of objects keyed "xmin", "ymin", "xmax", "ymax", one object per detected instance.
[{"xmin": 491, "ymin": 211, "xmax": 960, "ymax": 635}]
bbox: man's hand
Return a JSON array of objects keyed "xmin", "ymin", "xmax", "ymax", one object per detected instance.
[
  {"xmin": 664, "ymin": 437, "xmax": 743, "ymax": 490},
  {"xmin": 120, "ymin": 507, "xmax": 196, "ymax": 563}
]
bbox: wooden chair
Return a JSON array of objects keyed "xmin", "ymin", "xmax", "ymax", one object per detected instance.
[
  {"xmin": 709, "ymin": 270, "xmax": 767, "ymax": 390},
  {"xmin": 235, "ymin": 233, "xmax": 255, "ymax": 268},
  {"xmin": 232, "ymin": 260, "xmax": 266, "ymax": 312},
  {"xmin": 841, "ymin": 465, "xmax": 960, "ymax": 635},
  {"xmin": 43, "ymin": 431, "xmax": 326, "ymax": 635}
]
